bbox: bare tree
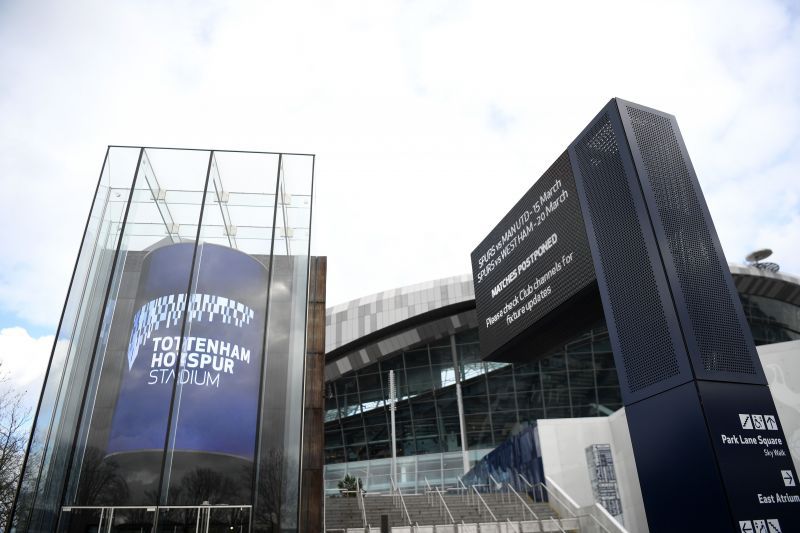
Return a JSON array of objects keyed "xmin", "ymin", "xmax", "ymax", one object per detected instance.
[
  {"xmin": 0, "ymin": 364, "xmax": 32, "ymax": 530},
  {"xmin": 74, "ymin": 446, "xmax": 129, "ymax": 506}
]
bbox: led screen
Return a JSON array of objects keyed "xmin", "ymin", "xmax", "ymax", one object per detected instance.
[
  {"xmin": 470, "ymin": 152, "xmax": 595, "ymax": 359},
  {"xmin": 107, "ymin": 243, "xmax": 268, "ymax": 459}
]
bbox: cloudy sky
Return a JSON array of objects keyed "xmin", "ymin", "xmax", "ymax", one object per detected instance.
[{"xmin": 1, "ymin": 0, "xmax": 798, "ymax": 400}]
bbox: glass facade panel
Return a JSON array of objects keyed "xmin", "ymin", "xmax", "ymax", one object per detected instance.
[
  {"xmin": 324, "ymin": 293, "xmax": 799, "ymax": 493},
  {"xmin": 14, "ymin": 148, "xmax": 140, "ymax": 532},
  {"xmin": 12, "ymin": 148, "xmax": 314, "ymax": 533},
  {"xmin": 324, "ymin": 324, "xmax": 629, "ymax": 492},
  {"xmin": 741, "ymin": 294, "xmax": 800, "ymax": 344}
]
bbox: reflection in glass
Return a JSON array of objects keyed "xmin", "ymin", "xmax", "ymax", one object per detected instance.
[{"xmin": 12, "ymin": 147, "xmax": 314, "ymax": 533}]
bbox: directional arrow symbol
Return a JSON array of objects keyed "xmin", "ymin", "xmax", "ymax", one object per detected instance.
[
  {"xmin": 739, "ymin": 520, "xmax": 754, "ymax": 533},
  {"xmin": 765, "ymin": 415, "xmax": 778, "ymax": 430},
  {"xmin": 781, "ymin": 470, "xmax": 795, "ymax": 487},
  {"xmin": 767, "ymin": 518, "xmax": 781, "ymax": 533}
]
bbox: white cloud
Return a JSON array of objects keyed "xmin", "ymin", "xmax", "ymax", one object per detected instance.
[
  {"xmin": 0, "ymin": 0, "xmax": 798, "ymax": 320},
  {"xmin": 0, "ymin": 327, "xmax": 52, "ymax": 408}
]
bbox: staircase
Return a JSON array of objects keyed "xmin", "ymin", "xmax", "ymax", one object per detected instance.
[{"xmin": 326, "ymin": 491, "xmax": 576, "ymax": 532}]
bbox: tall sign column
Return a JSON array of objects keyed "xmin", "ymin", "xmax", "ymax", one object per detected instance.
[
  {"xmin": 471, "ymin": 99, "xmax": 799, "ymax": 532},
  {"xmin": 567, "ymin": 100, "xmax": 798, "ymax": 531}
]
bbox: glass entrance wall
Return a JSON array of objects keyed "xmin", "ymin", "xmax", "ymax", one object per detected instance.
[
  {"xmin": 254, "ymin": 155, "xmax": 313, "ymax": 532},
  {"xmin": 10, "ymin": 147, "xmax": 315, "ymax": 533},
  {"xmin": 57, "ymin": 504, "xmax": 250, "ymax": 533}
]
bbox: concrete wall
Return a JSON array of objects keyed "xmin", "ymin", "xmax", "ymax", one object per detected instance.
[
  {"xmin": 759, "ymin": 339, "xmax": 800, "ymax": 472},
  {"xmin": 537, "ymin": 339, "xmax": 800, "ymax": 533},
  {"xmin": 606, "ymin": 409, "xmax": 647, "ymax": 533},
  {"xmin": 537, "ymin": 410, "xmax": 647, "ymax": 533},
  {"xmin": 537, "ymin": 417, "xmax": 610, "ymax": 506}
]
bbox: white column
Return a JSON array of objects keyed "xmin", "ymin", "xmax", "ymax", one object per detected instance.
[
  {"xmin": 389, "ymin": 369, "xmax": 398, "ymax": 488},
  {"xmin": 450, "ymin": 334, "xmax": 470, "ymax": 475}
]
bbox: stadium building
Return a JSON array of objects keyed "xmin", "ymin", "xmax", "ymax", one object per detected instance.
[
  {"xmin": 10, "ymin": 100, "xmax": 800, "ymax": 532},
  {"xmin": 322, "ymin": 267, "xmax": 800, "ymax": 529}
]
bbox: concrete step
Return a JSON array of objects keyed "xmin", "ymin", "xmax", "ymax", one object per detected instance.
[{"xmin": 326, "ymin": 491, "xmax": 571, "ymax": 530}]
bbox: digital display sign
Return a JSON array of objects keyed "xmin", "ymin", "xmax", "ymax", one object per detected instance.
[
  {"xmin": 470, "ymin": 151, "xmax": 595, "ymax": 359},
  {"xmin": 107, "ymin": 242, "xmax": 268, "ymax": 460}
]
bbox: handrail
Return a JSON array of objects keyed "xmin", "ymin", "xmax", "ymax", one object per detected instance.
[
  {"xmin": 457, "ymin": 477, "xmax": 471, "ymax": 506},
  {"xmin": 506, "ymin": 482, "xmax": 539, "ymax": 521},
  {"xmin": 471, "ymin": 485, "xmax": 497, "ymax": 521},
  {"xmin": 536, "ymin": 483, "xmax": 578, "ymax": 518},
  {"xmin": 390, "ymin": 477, "xmax": 412, "ymax": 526},
  {"xmin": 589, "ymin": 503, "xmax": 616, "ymax": 533},
  {"xmin": 488, "ymin": 473, "xmax": 501, "ymax": 502},
  {"xmin": 536, "ymin": 480, "xmax": 577, "ymax": 518},
  {"xmin": 516, "ymin": 475, "xmax": 565, "ymax": 533},
  {"xmin": 356, "ymin": 483, "xmax": 367, "ymax": 529},
  {"xmin": 425, "ymin": 477, "xmax": 455, "ymax": 524},
  {"xmin": 506, "ymin": 518, "xmax": 520, "ymax": 533},
  {"xmin": 543, "ymin": 477, "xmax": 580, "ymax": 511},
  {"xmin": 434, "ymin": 489, "xmax": 455, "ymax": 524},
  {"xmin": 518, "ymin": 473, "xmax": 623, "ymax": 533}
]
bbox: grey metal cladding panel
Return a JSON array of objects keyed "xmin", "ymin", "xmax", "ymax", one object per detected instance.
[
  {"xmin": 570, "ymin": 107, "xmax": 692, "ymax": 402},
  {"xmin": 729, "ymin": 265, "xmax": 800, "ymax": 306},
  {"xmin": 336, "ymin": 357, "xmax": 352, "ymax": 375},
  {"xmin": 464, "ymin": 310, "xmax": 478, "ymax": 327},
  {"xmin": 621, "ymin": 102, "xmax": 764, "ymax": 383},
  {"xmin": 364, "ymin": 344, "xmax": 379, "ymax": 359},
  {"xmin": 323, "ymin": 313, "xmax": 470, "ymax": 379},
  {"xmin": 783, "ymin": 285, "xmax": 800, "ymax": 304}
]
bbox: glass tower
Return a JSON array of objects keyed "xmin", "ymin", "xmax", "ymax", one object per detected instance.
[{"xmin": 10, "ymin": 147, "xmax": 314, "ymax": 533}]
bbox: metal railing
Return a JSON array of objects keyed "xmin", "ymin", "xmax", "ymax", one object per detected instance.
[
  {"xmin": 471, "ymin": 485, "xmax": 497, "ymax": 522},
  {"xmin": 516, "ymin": 475, "xmax": 566, "ymax": 533},
  {"xmin": 424, "ymin": 477, "xmax": 455, "ymax": 525},
  {"xmin": 544, "ymin": 476, "xmax": 619, "ymax": 533},
  {"xmin": 488, "ymin": 473, "xmax": 512, "ymax": 504},
  {"xmin": 531, "ymin": 484, "xmax": 576, "ymax": 520},
  {"xmin": 457, "ymin": 476, "xmax": 472, "ymax": 507},
  {"xmin": 390, "ymin": 477, "xmax": 413, "ymax": 526},
  {"xmin": 518, "ymin": 473, "xmax": 621, "ymax": 533},
  {"xmin": 356, "ymin": 484, "xmax": 368, "ymax": 529},
  {"xmin": 506, "ymin": 481, "xmax": 540, "ymax": 522},
  {"xmin": 325, "ymin": 474, "xmax": 620, "ymax": 532}
]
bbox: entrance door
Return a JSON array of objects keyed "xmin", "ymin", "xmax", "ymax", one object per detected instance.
[
  {"xmin": 156, "ymin": 505, "xmax": 251, "ymax": 533},
  {"xmin": 59, "ymin": 506, "xmax": 156, "ymax": 532},
  {"xmin": 59, "ymin": 505, "xmax": 251, "ymax": 533}
]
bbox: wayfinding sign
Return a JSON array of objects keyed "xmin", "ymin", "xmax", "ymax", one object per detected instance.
[
  {"xmin": 701, "ymin": 381, "xmax": 799, "ymax": 529},
  {"xmin": 470, "ymin": 98, "xmax": 800, "ymax": 531},
  {"xmin": 470, "ymin": 152, "xmax": 594, "ymax": 359}
]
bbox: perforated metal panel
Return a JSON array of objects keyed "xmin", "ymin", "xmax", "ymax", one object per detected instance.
[
  {"xmin": 625, "ymin": 106, "xmax": 758, "ymax": 376},
  {"xmin": 572, "ymin": 114, "xmax": 680, "ymax": 393}
]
